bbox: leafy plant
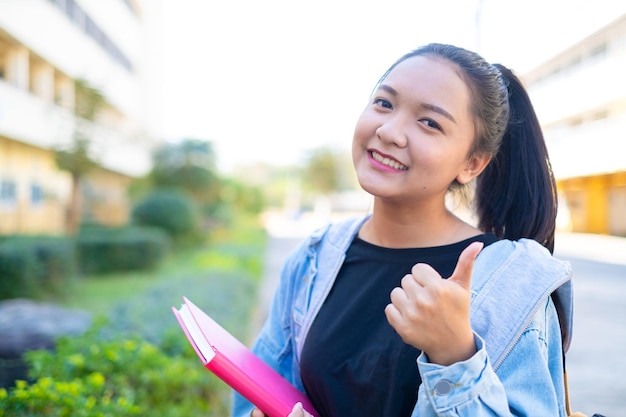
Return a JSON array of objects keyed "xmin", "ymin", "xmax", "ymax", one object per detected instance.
[
  {"xmin": 77, "ymin": 226, "xmax": 169, "ymax": 275},
  {"xmin": 0, "ymin": 323, "xmax": 227, "ymax": 417},
  {"xmin": 0, "ymin": 377, "xmax": 140, "ymax": 417},
  {"xmin": 131, "ymin": 189, "xmax": 200, "ymax": 244},
  {"xmin": 0, "ymin": 236, "xmax": 76, "ymax": 300}
]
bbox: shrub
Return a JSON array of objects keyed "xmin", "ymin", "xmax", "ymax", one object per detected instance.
[
  {"xmin": 131, "ymin": 190, "xmax": 199, "ymax": 241},
  {"xmin": 77, "ymin": 227, "xmax": 169, "ymax": 275},
  {"xmin": 0, "ymin": 236, "xmax": 76, "ymax": 300},
  {"xmin": 0, "ymin": 377, "xmax": 140, "ymax": 417},
  {"xmin": 0, "ymin": 324, "xmax": 226, "ymax": 417},
  {"xmin": 0, "ymin": 245, "xmax": 38, "ymax": 300}
]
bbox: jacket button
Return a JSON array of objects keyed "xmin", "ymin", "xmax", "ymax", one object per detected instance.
[{"xmin": 434, "ymin": 379, "xmax": 453, "ymax": 395}]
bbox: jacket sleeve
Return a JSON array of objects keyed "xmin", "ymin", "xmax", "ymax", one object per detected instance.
[{"xmin": 413, "ymin": 297, "xmax": 567, "ymax": 417}]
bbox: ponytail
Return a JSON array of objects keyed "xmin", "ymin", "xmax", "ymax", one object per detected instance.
[{"xmin": 475, "ymin": 65, "xmax": 558, "ymax": 253}]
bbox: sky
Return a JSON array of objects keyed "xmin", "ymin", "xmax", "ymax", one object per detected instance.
[{"xmin": 156, "ymin": 0, "xmax": 625, "ymax": 173}]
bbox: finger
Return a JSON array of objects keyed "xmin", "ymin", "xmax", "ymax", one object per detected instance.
[
  {"xmin": 384, "ymin": 302, "xmax": 402, "ymax": 328},
  {"xmin": 400, "ymin": 273, "xmax": 427, "ymax": 304},
  {"xmin": 289, "ymin": 402, "xmax": 313, "ymax": 417},
  {"xmin": 389, "ymin": 275, "xmax": 410, "ymax": 305},
  {"xmin": 389, "ymin": 286, "xmax": 409, "ymax": 309},
  {"xmin": 250, "ymin": 408, "xmax": 266, "ymax": 417},
  {"xmin": 448, "ymin": 241, "xmax": 484, "ymax": 289},
  {"xmin": 410, "ymin": 262, "xmax": 443, "ymax": 286}
]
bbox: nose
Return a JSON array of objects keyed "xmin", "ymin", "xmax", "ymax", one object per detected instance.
[{"xmin": 375, "ymin": 117, "xmax": 408, "ymax": 148}]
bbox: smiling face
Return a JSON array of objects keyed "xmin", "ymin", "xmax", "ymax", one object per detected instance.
[{"xmin": 352, "ymin": 55, "xmax": 490, "ymax": 206}]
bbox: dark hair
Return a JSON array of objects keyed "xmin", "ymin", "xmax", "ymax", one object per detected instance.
[{"xmin": 379, "ymin": 44, "xmax": 557, "ymax": 252}]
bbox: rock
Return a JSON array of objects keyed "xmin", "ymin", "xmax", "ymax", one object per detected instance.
[{"xmin": 0, "ymin": 298, "xmax": 92, "ymax": 388}]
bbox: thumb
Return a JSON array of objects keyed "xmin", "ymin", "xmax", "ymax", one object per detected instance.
[{"xmin": 448, "ymin": 241, "xmax": 484, "ymax": 289}]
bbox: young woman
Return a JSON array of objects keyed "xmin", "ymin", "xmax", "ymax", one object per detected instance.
[{"xmin": 235, "ymin": 43, "xmax": 573, "ymax": 417}]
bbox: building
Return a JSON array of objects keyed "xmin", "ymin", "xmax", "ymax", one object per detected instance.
[
  {"xmin": 0, "ymin": 0, "xmax": 161, "ymax": 235},
  {"xmin": 524, "ymin": 13, "xmax": 626, "ymax": 236}
]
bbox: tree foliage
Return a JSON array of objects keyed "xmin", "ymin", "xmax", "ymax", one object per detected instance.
[
  {"xmin": 54, "ymin": 138, "xmax": 98, "ymax": 178},
  {"xmin": 301, "ymin": 146, "xmax": 356, "ymax": 194},
  {"xmin": 301, "ymin": 147, "xmax": 339, "ymax": 194},
  {"xmin": 131, "ymin": 190, "xmax": 199, "ymax": 243},
  {"xmin": 54, "ymin": 79, "xmax": 105, "ymax": 235},
  {"xmin": 74, "ymin": 78, "xmax": 106, "ymax": 121},
  {"xmin": 147, "ymin": 139, "xmax": 221, "ymax": 214}
]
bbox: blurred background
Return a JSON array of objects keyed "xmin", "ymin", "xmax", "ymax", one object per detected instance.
[
  {"xmin": 0, "ymin": 0, "xmax": 625, "ymax": 416},
  {"xmin": 1, "ymin": 0, "xmax": 625, "ymax": 237}
]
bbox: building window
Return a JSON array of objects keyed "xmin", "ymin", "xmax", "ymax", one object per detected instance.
[
  {"xmin": 30, "ymin": 183, "xmax": 44, "ymax": 207},
  {"xmin": 0, "ymin": 179, "xmax": 17, "ymax": 208},
  {"xmin": 47, "ymin": 0, "xmax": 133, "ymax": 72}
]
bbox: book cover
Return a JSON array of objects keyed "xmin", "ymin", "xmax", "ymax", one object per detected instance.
[{"xmin": 172, "ymin": 296, "xmax": 318, "ymax": 417}]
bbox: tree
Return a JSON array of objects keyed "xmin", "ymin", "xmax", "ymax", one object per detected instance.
[
  {"xmin": 146, "ymin": 139, "xmax": 222, "ymax": 217},
  {"xmin": 301, "ymin": 147, "xmax": 339, "ymax": 194},
  {"xmin": 301, "ymin": 146, "xmax": 356, "ymax": 194},
  {"xmin": 54, "ymin": 79, "xmax": 105, "ymax": 235}
]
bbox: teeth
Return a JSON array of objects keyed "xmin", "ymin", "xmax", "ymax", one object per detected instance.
[{"xmin": 372, "ymin": 151, "xmax": 408, "ymax": 170}]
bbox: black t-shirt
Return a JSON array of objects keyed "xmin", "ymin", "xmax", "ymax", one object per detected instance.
[{"xmin": 300, "ymin": 234, "xmax": 497, "ymax": 417}]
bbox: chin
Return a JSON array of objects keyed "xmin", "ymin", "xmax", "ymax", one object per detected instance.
[{"xmin": 356, "ymin": 179, "xmax": 391, "ymax": 199}]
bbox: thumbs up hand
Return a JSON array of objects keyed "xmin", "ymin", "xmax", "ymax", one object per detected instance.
[{"xmin": 385, "ymin": 241, "xmax": 484, "ymax": 366}]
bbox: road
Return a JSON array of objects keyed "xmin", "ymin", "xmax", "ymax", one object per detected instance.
[
  {"xmin": 557, "ymin": 255, "xmax": 626, "ymax": 416},
  {"xmin": 255, "ymin": 229, "xmax": 626, "ymax": 416},
  {"xmin": 553, "ymin": 232, "xmax": 626, "ymax": 416}
]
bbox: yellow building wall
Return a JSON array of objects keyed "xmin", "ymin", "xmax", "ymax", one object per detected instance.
[
  {"xmin": 558, "ymin": 171, "xmax": 626, "ymax": 236},
  {"xmin": 0, "ymin": 136, "xmax": 68, "ymax": 235},
  {"xmin": 0, "ymin": 136, "xmax": 134, "ymax": 235},
  {"xmin": 84, "ymin": 169, "xmax": 133, "ymax": 227},
  {"xmin": 587, "ymin": 176, "xmax": 608, "ymax": 234},
  {"xmin": 607, "ymin": 172, "xmax": 626, "ymax": 236}
]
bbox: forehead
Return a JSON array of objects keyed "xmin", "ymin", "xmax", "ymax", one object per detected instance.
[{"xmin": 381, "ymin": 55, "xmax": 471, "ymax": 110}]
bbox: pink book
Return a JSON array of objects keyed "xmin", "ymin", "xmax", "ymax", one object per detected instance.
[{"xmin": 172, "ymin": 296, "xmax": 318, "ymax": 417}]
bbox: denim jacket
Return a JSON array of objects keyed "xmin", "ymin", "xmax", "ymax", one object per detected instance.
[{"xmin": 233, "ymin": 215, "xmax": 574, "ymax": 417}]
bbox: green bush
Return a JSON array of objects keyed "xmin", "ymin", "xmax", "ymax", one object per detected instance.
[
  {"xmin": 0, "ymin": 236, "xmax": 76, "ymax": 300},
  {"xmin": 131, "ymin": 190, "xmax": 199, "ymax": 241},
  {"xmin": 77, "ymin": 227, "xmax": 169, "ymax": 275},
  {"xmin": 0, "ymin": 245, "xmax": 38, "ymax": 300},
  {"xmin": 0, "ymin": 377, "xmax": 140, "ymax": 417},
  {"xmin": 0, "ymin": 324, "xmax": 225, "ymax": 417}
]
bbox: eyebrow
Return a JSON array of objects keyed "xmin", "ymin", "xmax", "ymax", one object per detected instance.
[{"xmin": 378, "ymin": 83, "xmax": 457, "ymax": 124}]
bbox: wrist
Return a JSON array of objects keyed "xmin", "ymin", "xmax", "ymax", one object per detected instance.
[{"xmin": 425, "ymin": 332, "xmax": 477, "ymax": 366}]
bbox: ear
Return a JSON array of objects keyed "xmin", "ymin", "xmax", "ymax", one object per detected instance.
[{"xmin": 456, "ymin": 152, "xmax": 492, "ymax": 185}]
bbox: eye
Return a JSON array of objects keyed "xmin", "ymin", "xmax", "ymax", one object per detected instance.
[
  {"xmin": 419, "ymin": 118, "xmax": 442, "ymax": 131},
  {"xmin": 373, "ymin": 98, "xmax": 393, "ymax": 109}
]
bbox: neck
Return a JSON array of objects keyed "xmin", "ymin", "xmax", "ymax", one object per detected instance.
[{"xmin": 359, "ymin": 198, "xmax": 481, "ymax": 248}]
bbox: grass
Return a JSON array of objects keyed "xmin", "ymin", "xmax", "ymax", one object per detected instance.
[
  {"xmin": 60, "ymin": 223, "xmax": 265, "ymax": 308},
  {"xmin": 56, "ymin": 220, "xmax": 268, "ymax": 343}
]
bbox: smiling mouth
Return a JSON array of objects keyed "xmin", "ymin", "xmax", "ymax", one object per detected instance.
[{"xmin": 370, "ymin": 151, "xmax": 408, "ymax": 170}]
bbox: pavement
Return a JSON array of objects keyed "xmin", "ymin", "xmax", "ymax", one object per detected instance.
[
  {"xmin": 553, "ymin": 232, "xmax": 626, "ymax": 267},
  {"xmin": 553, "ymin": 233, "xmax": 626, "ymax": 416}
]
